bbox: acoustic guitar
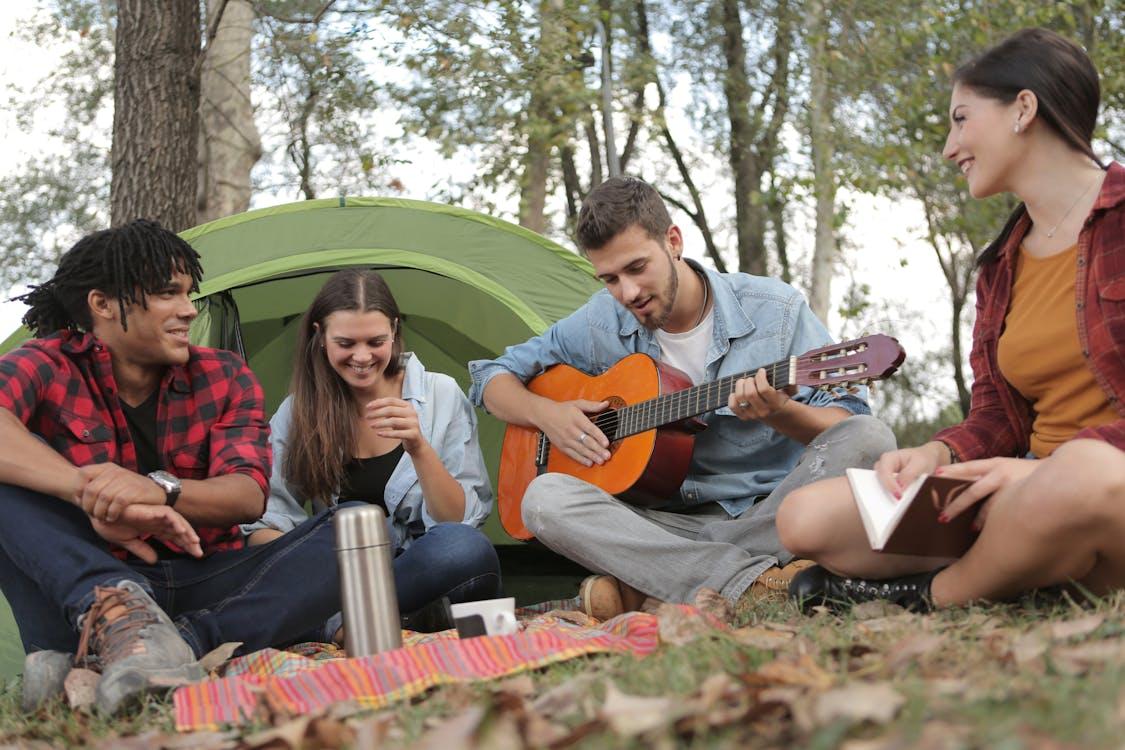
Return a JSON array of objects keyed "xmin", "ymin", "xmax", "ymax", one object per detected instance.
[{"xmin": 497, "ymin": 334, "xmax": 906, "ymax": 540}]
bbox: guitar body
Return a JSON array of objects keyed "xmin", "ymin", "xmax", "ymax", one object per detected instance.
[{"xmin": 497, "ymin": 353, "xmax": 700, "ymax": 540}]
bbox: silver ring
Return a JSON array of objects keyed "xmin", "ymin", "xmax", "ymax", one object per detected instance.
[
  {"xmin": 579, "ymin": 433, "xmax": 588, "ymax": 443},
  {"xmin": 738, "ymin": 401, "xmax": 750, "ymax": 408}
]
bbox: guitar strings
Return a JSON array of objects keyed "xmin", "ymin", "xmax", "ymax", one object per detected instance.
[{"xmin": 581, "ymin": 360, "xmax": 791, "ymax": 441}]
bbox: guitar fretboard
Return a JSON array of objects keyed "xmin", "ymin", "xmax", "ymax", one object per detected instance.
[{"xmin": 588, "ymin": 356, "xmax": 797, "ymax": 440}]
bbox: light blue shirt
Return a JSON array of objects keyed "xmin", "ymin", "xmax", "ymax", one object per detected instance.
[
  {"xmin": 243, "ymin": 352, "xmax": 492, "ymax": 550},
  {"xmin": 468, "ymin": 261, "xmax": 870, "ymax": 517}
]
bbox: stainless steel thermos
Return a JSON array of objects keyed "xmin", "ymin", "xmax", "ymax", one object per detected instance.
[{"xmin": 334, "ymin": 505, "xmax": 402, "ymax": 656}]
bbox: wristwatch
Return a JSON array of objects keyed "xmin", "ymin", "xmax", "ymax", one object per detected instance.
[{"xmin": 147, "ymin": 470, "xmax": 182, "ymax": 508}]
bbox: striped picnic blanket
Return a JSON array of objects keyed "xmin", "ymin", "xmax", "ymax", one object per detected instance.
[{"xmin": 173, "ymin": 607, "xmax": 661, "ymax": 731}]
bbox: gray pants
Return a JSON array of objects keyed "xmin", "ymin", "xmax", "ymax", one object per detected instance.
[{"xmin": 522, "ymin": 415, "xmax": 895, "ymax": 604}]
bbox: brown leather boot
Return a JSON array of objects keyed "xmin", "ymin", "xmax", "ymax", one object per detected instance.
[
  {"xmin": 76, "ymin": 580, "xmax": 204, "ymax": 715},
  {"xmin": 745, "ymin": 559, "xmax": 817, "ymax": 600},
  {"xmin": 578, "ymin": 575, "xmax": 648, "ymax": 620}
]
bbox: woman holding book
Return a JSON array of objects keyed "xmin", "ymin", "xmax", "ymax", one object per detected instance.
[
  {"xmin": 776, "ymin": 27, "xmax": 1125, "ymax": 610},
  {"xmin": 243, "ymin": 269, "xmax": 500, "ymax": 630}
]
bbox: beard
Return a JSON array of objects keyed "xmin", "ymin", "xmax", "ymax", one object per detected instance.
[{"xmin": 636, "ymin": 252, "xmax": 679, "ymax": 331}]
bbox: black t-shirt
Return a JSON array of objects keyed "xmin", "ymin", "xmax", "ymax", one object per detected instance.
[
  {"xmin": 337, "ymin": 444, "xmax": 404, "ymax": 514},
  {"xmin": 121, "ymin": 390, "xmax": 161, "ymax": 475}
]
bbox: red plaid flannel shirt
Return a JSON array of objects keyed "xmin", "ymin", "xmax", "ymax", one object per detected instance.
[
  {"xmin": 0, "ymin": 331, "xmax": 271, "ymax": 556},
  {"xmin": 935, "ymin": 162, "xmax": 1125, "ymax": 460}
]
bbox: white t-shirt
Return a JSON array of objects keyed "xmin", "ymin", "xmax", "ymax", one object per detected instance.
[{"xmin": 654, "ymin": 310, "xmax": 714, "ymax": 385}]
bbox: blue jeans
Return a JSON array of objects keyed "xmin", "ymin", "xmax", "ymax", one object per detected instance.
[
  {"xmin": 394, "ymin": 522, "xmax": 501, "ymax": 615},
  {"xmin": 0, "ymin": 482, "xmax": 346, "ymax": 658}
]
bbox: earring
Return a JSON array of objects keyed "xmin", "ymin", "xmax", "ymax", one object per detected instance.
[{"xmin": 1013, "ymin": 121, "xmax": 1021, "ymax": 134}]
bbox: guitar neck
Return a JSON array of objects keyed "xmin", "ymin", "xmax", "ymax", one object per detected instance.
[{"xmin": 613, "ymin": 356, "xmax": 797, "ymax": 439}]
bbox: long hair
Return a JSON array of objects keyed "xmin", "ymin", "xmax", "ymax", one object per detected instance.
[
  {"xmin": 16, "ymin": 220, "xmax": 203, "ymax": 336},
  {"xmin": 952, "ymin": 28, "xmax": 1105, "ymax": 266},
  {"xmin": 285, "ymin": 269, "xmax": 404, "ymax": 504}
]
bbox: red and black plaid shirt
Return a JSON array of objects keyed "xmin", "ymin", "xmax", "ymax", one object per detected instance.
[
  {"xmin": 0, "ymin": 331, "xmax": 271, "ymax": 556},
  {"xmin": 935, "ymin": 162, "xmax": 1125, "ymax": 460}
]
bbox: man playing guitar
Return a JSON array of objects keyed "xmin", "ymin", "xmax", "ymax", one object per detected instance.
[{"xmin": 468, "ymin": 177, "xmax": 896, "ymax": 616}]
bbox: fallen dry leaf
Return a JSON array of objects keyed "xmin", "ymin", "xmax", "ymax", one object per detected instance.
[
  {"xmin": 693, "ymin": 587, "xmax": 734, "ymax": 625},
  {"xmin": 1049, "ymin": 614, "xmax": 1104, "ymax": 642},
  {"xmin": 732, "ymin": 625, "xmax": 795, "ymax": 651},
  {"xmin": 243, "ymin": 715, "xmax": 312, "ymax": 749},
  {"xmin": 655, "ymin": 603, "xmax": 723, "ymax": 646},
  {"xmin": 349, "ymin": 713, "xmax": 396, "ymax": 748},
  {"xmin": 840, "ymin": 720, "xmax": 968, "ymax": 750},
  {"xmin": 64, "ymin": 667, "xmax": 99, "ymax": 710},
  {"xmin": 413, "ymin": 705, "xmax": 487, "ymax": 750},
  {"xmin": 884, "ymin": 633, "xmax": 946, "ymax": 671},
  {"xmin": 753, "ymin": 654, "xmax": 834, "ymax": 690},
  {"xmin": 530, "ymin": 673, "xmax": 599, "ymax": 720},
  {"xmin": 1051, "ymin": 638, "xmax": 1125, "ymax": 675},
  {"xmin": 161, "ymin": 730, "xmax": 241, "ymax": 750},
  {"xmin": 475, "ymin": 712, "xmax": 523, "ymax": 750},
  {"xmin": 856, "ymin": 613, "xmax": 919, "ymax": 635},
  {"xmin": 494, "ymin": 674, "xmax": 536, "ymax": 698},
  {"xmin": 812, "ymin": 681, "xmax": 905, "ymax": 727},
  {"xmin": 198, "ymin": 642, "xmax": 243, "ymax": 674},
  {"xmin": 759, "ymin": 686, "xmax": 816, "ymax": 733},
  {"xmin": 851, "ymin": 600, "xmax": 906, "ymax": 620},
  {"xmin": 600, "ymin": 682, "xmax": 682, "ymax": 737},
  {"xmin": 1010, "ymin": 631, "xmax": 1049, "ymax": 665}
]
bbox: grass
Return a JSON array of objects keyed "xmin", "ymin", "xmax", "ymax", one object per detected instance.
[{"xmin": 3, "ymin": 592, "xmax": 1125, "ymax": 748}]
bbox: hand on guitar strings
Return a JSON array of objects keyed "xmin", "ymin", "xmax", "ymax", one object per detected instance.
[
  {"xmin": 533, "ymin": 397, "xmax": 612, "ymax": 467},
  {"xmin": 729, "ymin": 368, "xmax": 794, "ymax": 421}
]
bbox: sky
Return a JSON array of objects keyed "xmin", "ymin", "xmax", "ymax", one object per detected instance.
[{"xmin": 0, "ymin": 5, "xmax": 957, "ymax": 394}]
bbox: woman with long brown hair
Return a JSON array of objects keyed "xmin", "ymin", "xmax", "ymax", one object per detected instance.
[
  {"xmin": 777, "ymin": 27, "xmax": 1125, "ymax": 610},
  {"xmin": 244, "ymin": 269, "xmax": 499, "ymax": 630}
]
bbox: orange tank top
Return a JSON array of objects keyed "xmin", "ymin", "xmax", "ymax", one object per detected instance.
[{"xmin": 997, "ymin": 244, "xmax": 1118, "ymax": 456}]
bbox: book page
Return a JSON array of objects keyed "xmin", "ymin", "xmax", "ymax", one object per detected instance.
[{"xmin": 846, "ymin": 468, "xmax": 920, "ymax": 549}]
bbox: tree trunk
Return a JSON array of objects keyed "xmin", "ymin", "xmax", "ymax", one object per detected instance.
[
  {"xmin": 197, "ymin": 0, "xmax": 261, "ymax": 224},
  {"xmin": 806, "ymin": 0, "xmax": 836, "ymax": 319},
  {"xmin": 111, "ymin": 0, "xmax": 201, "ymax": 231},
  {"xmin": 720, "ymin": 0, "xmax": 767, "ymax": 276}
]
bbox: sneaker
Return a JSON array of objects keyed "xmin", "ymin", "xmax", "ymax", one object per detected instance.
[
  {"xmin": 578, "ymin": 575, "xmax": 647, "ymax": 620},
  {"xmin": 788, "ymin": 564, "xmax": 939, "ymax": 614},
  {"xmin": 745, "ymin": 559, "xmax": 816, "ymax": 600},
  {"xmin": 20, "ymin": 649, "xmax": 72, "ymax": 711},
  {"xmin": 75, "ymin": 580, "xmax": 204, "ymax": 715}
]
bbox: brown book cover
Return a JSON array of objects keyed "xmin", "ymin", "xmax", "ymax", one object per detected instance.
[{"xmin": 847, "ymin": 469, "xmax": 979, "ymax": 557}]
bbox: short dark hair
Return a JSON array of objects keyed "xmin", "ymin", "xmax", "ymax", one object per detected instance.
[
  {"xmin": 575, "ymin": 177, "xmax": 672, "ymax": 252},
  {"xmin": 16, "ymin": 219, "xmax": 203, "ymax": 336},
  {"xmin": 953, "ymin": 28, "xmax": 1105, "ymax": 266}
]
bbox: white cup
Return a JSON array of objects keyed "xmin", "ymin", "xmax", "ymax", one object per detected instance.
[{"xmin": 450, "ymin": 597, "xmax": 518, "ymax": 638}]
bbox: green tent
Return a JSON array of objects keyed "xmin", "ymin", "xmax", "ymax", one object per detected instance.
[{"xmin": 0, "ymin": 197, "xmax": 601, "ymax": 676}]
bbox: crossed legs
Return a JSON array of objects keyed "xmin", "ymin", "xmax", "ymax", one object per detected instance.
[{"xmin": 777, "ymin": 439, "xmax": 1125, "ymax": 606}]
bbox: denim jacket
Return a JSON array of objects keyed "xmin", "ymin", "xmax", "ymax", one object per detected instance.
[
  {"xmin": 243, "ymin": 352, "xmax": 492, "ymax": 550},
  {"xmin": 468, "ymin": 261, "xmax": 870, "ymax": 517}
]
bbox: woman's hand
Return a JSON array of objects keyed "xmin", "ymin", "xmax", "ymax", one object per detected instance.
[
  {"xmin": 873, "ymin": 442, "xmax": 951, "ymax": 497},
  {"xmin": 364, "ymin": 397, "xmax": 426, "ymax": 455},
  {"xmin": 934, "ymin": 457, "xmax": 1037, "ymax": 526}
]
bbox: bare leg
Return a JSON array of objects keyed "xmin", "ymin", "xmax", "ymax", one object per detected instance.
[
  {"xmin": 777, "ymin": 476, "xmax": 953, "ymax": 578},
  {"xmin": 932, "ymin": 440, "xmax": 1125, "ymax": 605}
]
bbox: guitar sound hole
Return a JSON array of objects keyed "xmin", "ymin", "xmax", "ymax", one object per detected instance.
[{"xmin": 597, "ymin": 396, "xmax": 627, "ymax": 453}]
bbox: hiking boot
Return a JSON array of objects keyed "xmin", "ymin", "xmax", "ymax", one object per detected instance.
[
  {"xmin": 788, "ymin": 564, "xmax": 939, "ymax": 614},
  {"xmin": 20, "ymin": 649, "xmax": 72, "ymax": 711},
  {"xmin": 401, "ymin": 597, "xmax": 455, "ymax": 633},
  {"xmin": 578, "ymin": 575, "xmax": 647, "ymax": 620},
  {"xmin": 745, "ymin": 559, "xmax": 816, "ymax": 600},
  {"xmin": 76, "ymin": 580, "xmax": 204, "ymax": 715}
]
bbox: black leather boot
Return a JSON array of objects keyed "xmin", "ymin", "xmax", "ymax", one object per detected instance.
[{"xmin": 788, "ymin": 564, "xmax": 941, "ymax": 613}]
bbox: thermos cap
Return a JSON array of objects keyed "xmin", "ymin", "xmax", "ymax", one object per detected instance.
[{"xmin": 333, "ymin": 505, "xmax": 392, "ymax": 551}]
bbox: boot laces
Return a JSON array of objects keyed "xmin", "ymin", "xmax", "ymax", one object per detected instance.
[{"xmin": 75, "ymin": 586, "xmax": 161, "ymax": 671}]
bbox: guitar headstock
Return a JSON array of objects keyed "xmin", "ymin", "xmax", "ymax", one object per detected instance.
[{"xmin": 794, "ymin": 334, "xmax": 906, "ymax": 391}]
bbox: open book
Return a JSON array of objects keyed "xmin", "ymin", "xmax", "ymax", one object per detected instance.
[{"xmin": 846, "ymin": 468, "xmax": 979, "ymax": 557}]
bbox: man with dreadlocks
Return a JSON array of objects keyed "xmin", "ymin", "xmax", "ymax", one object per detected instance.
[{"xmin": 0, "ymin": 220, "xmax": 344, "ymax": 715}]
